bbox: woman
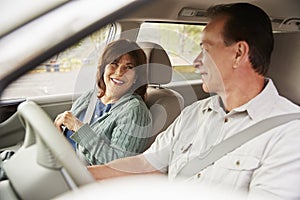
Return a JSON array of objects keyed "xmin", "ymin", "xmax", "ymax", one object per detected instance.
[{"xmin": 54, "ymin": 39, "xmax": 152, "ymax": 165}]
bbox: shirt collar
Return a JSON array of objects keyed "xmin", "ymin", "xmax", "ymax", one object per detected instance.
[
  {"xmin": 96, "ymin": 99, "xmax": 112, "ymax": 112},
  {"xmin": 242, "ymin": 78, "xmax": 279, "ymax": 120},
  {"xmin": 203, "ymin": 79, "xmax": 280, "ymax": 120},
  {"xmin": 201, "ymin": 95, "xmax": 224, "ymax": 114}
]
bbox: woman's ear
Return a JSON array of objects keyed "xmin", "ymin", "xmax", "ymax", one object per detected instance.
[{"xmin": 233, "ymin": 41, "xmax": 249, "ymax": 69}]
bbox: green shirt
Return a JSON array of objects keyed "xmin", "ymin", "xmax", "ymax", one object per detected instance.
[{"xmin": 70, "ymin": 91, "xmax": 152, "ymax": 165}]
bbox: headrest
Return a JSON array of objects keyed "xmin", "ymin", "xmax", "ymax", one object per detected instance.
[
  {"xmin": 267, "ymin": 32, "xmax": 300, "ymax": 105},
  {"xmin": 138, "ymin": 42, "xmax": 172, "ymax": 85}
]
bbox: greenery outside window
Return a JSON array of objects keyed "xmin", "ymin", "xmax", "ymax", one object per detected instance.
[{"xmin": 137, "ymin": 22, "xmax": 205, "ymax": 83}]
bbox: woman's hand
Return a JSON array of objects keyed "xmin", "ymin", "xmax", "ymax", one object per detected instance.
[{"xmin": 54, "ymin": 111, "xmax": 84, "ymax": 132}]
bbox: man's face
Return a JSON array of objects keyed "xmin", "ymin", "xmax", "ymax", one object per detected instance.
[{"xmin": 193, "ymin": 17, "xmax": 237, "ymax": 94}]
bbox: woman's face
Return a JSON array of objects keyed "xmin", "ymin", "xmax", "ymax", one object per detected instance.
[{"xmin": 103, "ymin": 53, "xmax": 137, "ymax": 100}]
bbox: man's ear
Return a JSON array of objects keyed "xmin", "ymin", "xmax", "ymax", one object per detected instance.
[{"xmin": 233, "ymin": 41, "xmax": 249, "ymax": 69}]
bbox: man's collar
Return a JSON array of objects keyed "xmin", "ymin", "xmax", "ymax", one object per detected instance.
[
  {"xmin": 202, "ymin": 79, "xmax": 280, "ymax": 120},
  {"xmin": 232, "ymin": 79, "xmax": 279, "ymax": 120}
]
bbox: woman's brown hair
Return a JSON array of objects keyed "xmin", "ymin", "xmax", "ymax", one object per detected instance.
[{"xmin": 96, "ymin": 39, "xmax": 148, "ymax": 101}]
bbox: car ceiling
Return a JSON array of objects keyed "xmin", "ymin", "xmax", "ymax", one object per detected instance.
[{"xmin": 123, "ymin": 0, "xmax": 300, "ymax": 21}]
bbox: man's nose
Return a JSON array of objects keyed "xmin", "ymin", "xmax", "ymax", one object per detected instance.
[{"xmin": 193, "ymin": 51, "xmax": 203, "ymax": 69}]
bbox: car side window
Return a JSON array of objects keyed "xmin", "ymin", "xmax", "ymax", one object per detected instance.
[
  {"xmin": 137, "ymin": 22, "xmax": 205, "ymax": 83},
  {"xmin": 1, "ymin": 25, "xmax": 113, "ymax": 101}
]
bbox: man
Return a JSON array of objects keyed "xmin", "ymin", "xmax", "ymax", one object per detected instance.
[{"xmin": 88, "ymin": 3, "xmax": 300, "ymax": 199}]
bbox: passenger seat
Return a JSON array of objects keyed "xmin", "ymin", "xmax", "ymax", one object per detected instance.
[{"xmin": 138, "ymin": 42, "xmax": 184, "ymax": 149}]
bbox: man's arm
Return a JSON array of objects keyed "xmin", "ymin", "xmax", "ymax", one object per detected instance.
[{"xmin": 88, "ymin": 154, "xmax": 161, "ymax": 180}]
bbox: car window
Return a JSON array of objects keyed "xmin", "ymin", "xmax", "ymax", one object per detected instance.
[
  {"xmin": 137, "ymin": 22, "xmax": 205, "ymax": 83},
  {"xmin": 1, "ymin": 22, "xmax": 205, "ymax": 100},
  {"xmin": 1, "ymin": 25, "xmax": 113, "ymax": 100}
]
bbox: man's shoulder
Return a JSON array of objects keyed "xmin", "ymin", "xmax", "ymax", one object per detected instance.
[
  {"xmin": 264, "ymin": 79, "xmax": 300, "ymax": 113},
  {"xmin": 276, "ymin": 95, "xmax": 300, "ymax": 111}
]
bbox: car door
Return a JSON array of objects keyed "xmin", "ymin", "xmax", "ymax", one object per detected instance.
[{"xmin": 0, "ymin": 0, "xmax": 151, "ymax": 150}]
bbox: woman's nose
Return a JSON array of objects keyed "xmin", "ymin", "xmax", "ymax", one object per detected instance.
[{"xmin": 114, "ymin": 65, "xmax": 126, "ymax": 76}]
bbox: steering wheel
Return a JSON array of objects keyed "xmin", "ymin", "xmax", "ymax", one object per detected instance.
[{"xmin": 3, "ymin": 101, "xmax": 95, "ymax": 199}]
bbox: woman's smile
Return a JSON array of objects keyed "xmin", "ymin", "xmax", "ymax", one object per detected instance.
[{"xmin": 110, "ymin": 77, "xmax": 125, "ymax": 85}]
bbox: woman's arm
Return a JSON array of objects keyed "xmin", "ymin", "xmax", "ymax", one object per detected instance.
[
  {"xmin": 53, "ymin": 90, "xmax": 92, "ymax": 132},
  {"xmin": 54, "ymin": 111, "xmax": 84, "ymax": 132}
]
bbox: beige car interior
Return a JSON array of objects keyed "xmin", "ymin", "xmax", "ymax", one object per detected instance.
[
  {"xmin": 0, "ymin": 42, "xmax": 185, "ymax": 200},
  {"xmin": 140, "ymin": 42, "xmax": 184, "ymax": 149},
  {"xmin": 0, "ymin": 1, "xmax": 299, "ymax": 199},
  {"xmin": 267, "ymin": 32, "xmax": 300, "ymax": 105},
  {"xmin": 1, "ymin": 100, "xmax": 95, "ymax": 200}
]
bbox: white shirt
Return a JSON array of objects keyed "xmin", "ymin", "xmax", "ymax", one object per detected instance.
[{"xmin": 144, "ymin": 79, "xmax": 300, "ymax": 199}]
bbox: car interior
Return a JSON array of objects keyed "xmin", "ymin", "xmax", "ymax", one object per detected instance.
[
  {"xmin": 139, "ymin": 41, "xmax": 184, "ymax": 148},
  {"xmin": 267, "ymin": 32, "xmax": 300, "ymax": 105},
  {"xmin": 0, "ymin": 0, "xmax": 299, "ymax": 199}
]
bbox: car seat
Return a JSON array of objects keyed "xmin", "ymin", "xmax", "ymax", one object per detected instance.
[
  {"xmin": 267, "ymin": 32, "xmax": 300, "ymax": 105},
  {"xmin": 138, "ymin": 42, "xmax": 184, "ymax": 149}
]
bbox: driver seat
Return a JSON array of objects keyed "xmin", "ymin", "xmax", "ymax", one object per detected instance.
[{"xmin": 267, "ymin": 32, "xmax": 300, "ymax": 105}]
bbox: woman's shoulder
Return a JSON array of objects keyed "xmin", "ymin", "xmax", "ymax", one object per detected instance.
[
  {"xmin": 71, "ymin": 90, "xmax": 94, "ymax": 111},
  {"xmin": 115, "ymin": 94, "xmax": 148, "ymax": 111}
]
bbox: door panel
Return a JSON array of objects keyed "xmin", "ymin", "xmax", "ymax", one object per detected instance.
[{"xmin": 0, "ymin": 93, "xmax": 78, "ymax": 149}]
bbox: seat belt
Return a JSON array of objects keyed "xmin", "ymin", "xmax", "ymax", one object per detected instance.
[
  {"xmin": 82, "ymin": 89, "xmax": 98, "ymax": 124},
  {"xmin": 76, "ymin": 88, "xmax": 98, "ymax": 165},
  {"xmin": 176, "ymin": 112, "xmax": 300, "ymax": 178}
]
